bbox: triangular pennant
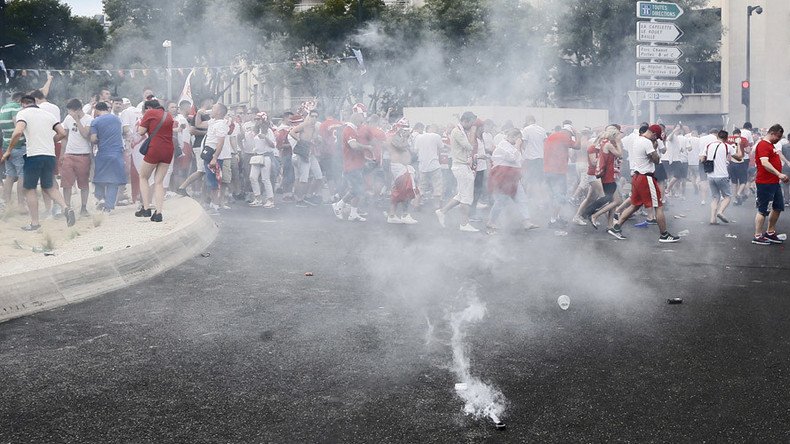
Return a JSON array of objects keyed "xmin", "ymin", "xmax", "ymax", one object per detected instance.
[
  {"xmin": 93, "ymin": 70, "xmax": 102, "ymax": 75},
  {"xmin": 105, "ymin": 70, "xmax": 112, "ymax": 77}
]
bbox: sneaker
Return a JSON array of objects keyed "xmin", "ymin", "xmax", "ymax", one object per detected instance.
[
  {"xmin": 282, "ymin": 195, "xmax": 296, "ymax": 202},
  {"xmin": 135, "ymin": 207, "xmax": 152, "ymax": 218},
  {"xmin": 634, "ymin": 220, "xmax": 649, "ymax": 228},
  {"xmin": 659, "ymin": 232, "xmax": 681, "ymax": 243},
  {"xmin": 249, "ymin": 199, "xmax": 263, "ymax": 207},
  {"xmin": 435, "ymin": 209, "xmax": 446, "ymax": 227},
  {"xmin": 332, "ymin": 202, "xmax": 345, "ymax": 220},
  {"xmin": 80, "ymin": 209, "xmax": 90, "ymax": 218},
  {"xmin": 646, "ymin": 219, "xmax": 658, "ymax": 225},
  {"xmin": 387, "ymin": 215, "xmax": 404, "ymax": 224},
  {"xmin": 752, "ymin": 235, "xmax": 772, "ymax": 245},
  {"xmin": 95, "ymin": 199, "xmax": 105, "ymax": 211},
  {"xmin": 116, "ymin": 199, "xmax": 131, "ymax": 206},
  {"xmin": 459, "ymin": 223, "xmax": 479, "ymax": 232},
  {"xmin": 175, "ymin": 188, "xmax": 190, "ymax": 197},
  {"xmin": 295, "ymin": 201, "xmax": 309, "ymax": 208},
  {"xmin": 400, "ymin": 214, "xmax": 418, "ymax": 224},
  {"xmin": 21, "ymin": 223, "xmax": 41, "ymax": 231},
  {"xmin": 607, "ymin": 228, "xmax": 626, "ymax": 240},
  {"xmin": 221, "ymin": 204, "xmax": 232, "ymax": 210},
  {"xmin": 150, "ymin": 211, "xmax": 163, "ymax": 222},
  {"xmin": 263, "ymin": 201, "xmax": 275, "ymax": 209},
  {"xmin": 348, "ymin": 213, "xmax": 367, "ymax": 222},
  {"xmin": 586, "ymin": 214, "xmax": 599, "ymax": 230},
  {"xmin": 64, "ymin": 207, "xmax": 76, "ymax": 227},
  {"xmin": 572, "ymin": 215, "xmax": 588, "ymax": 226},
  {"xmin": 763, "ymin": 232, "xmax": 784, "ymax": 244}
]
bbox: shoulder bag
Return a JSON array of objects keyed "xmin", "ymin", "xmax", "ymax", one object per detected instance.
[{"xmin": 702, "ymin": 143, "xmax": 721, "ymax": 174}]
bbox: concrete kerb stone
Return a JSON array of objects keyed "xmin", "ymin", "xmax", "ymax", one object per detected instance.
[{"xmin": 0, "ymin": 200, "xmax": 218, "ymax": 323}]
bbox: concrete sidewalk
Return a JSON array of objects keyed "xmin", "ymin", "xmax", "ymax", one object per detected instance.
[{"xmin": 0, "ymin": 198, "xmax": 217, "ymax": 323}]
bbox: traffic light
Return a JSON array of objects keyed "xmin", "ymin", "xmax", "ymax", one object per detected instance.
[{"xmin": 741, "ymin": 80, "xmax": 750, "ymax": 106}]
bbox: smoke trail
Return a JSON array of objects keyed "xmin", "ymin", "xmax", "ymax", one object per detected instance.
[{"xmin": 449, "ymin": 289, "xmax": 507, "ymax": 422}]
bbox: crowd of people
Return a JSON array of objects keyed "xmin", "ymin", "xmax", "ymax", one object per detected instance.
[{"xmin": 1, "ymin": 77, "xmax": 789, "ymax": 245}]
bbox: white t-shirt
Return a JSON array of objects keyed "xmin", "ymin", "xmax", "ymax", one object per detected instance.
[
  {"xmin": 676, "ymin": 134, "xmax": 689, "ymax": 163},
  {"xmin": 492, "ymin": 139, "xmax": 521, "ymax": 168},
  {"xmin": 697, "ymin": 134, "xmax": 718, "ymax": 163},
  {"xmin": 119, "ymin": 106, "xmax": 141, "ymax": 131},
  {"xmin": 62, "ymin": 114, "xmax": 94, "ymax": 154},
  {"xmin": 414, "ymin": 132, "xmax": 443, "ymax": 173},
  {"xmin": 174, "ymin": 114, "xmax": 190, "ymax": 149},
  {"xmin": 687, "ymin": 136, "xmax": 701, "ymax": 166},
  {"xmin": 478, "ymin": 132, "xmax": 494, "ymax": 171},
  {"xmin": 740, "ymin": 128, "xmax": 754, "ymax": 159},
  {"xmin": 39, "ymin": 102, "xmax": 61, "ymax": 121},
  {"xmin": 15, "ymin": 107, "xmax": 58, "ymax": 156},
  {"xmin": 253, "ymin": 128, "xmax": 276, "ymax": 155},
  {"xmin": 521, "ymin": 124, "xmax": 546, "ymax": 160},
  {"xmin": 205, "ymin": 118, "xmax": 230, "ymax": 159},
  {"xmin": 631, "ymin": 136, "xmax": 656, "ymax": 174},
  {"xmin": 704, "ymin": 141, "xmax": 736, "ymax": 179}
]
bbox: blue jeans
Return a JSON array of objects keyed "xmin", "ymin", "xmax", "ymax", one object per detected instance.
[{"xmin": 94, "ymin": 183, "xmax": 120, "ymax": 210}]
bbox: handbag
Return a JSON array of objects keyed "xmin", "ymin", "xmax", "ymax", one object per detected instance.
[
  {"xmin": 702, "ymin": 143, "xmax": 720, "ymax": 174},
  {"xmin": 139, "ymin": 111, "xmax": 168, "ymax": 155},
  {"xmin": 293, "ymin": 139, "xmax": 311, "ymax": 159}
]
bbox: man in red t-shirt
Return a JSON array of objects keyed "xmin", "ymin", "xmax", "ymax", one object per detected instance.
[
  {"xmin": 332, "ymin": 112, "xmax": 372, "ymax": 222},
  {"xmin": 543, "ymin": 124, "xmax": 580, "ymax": 225},
  {"xmin": 752, "ymin": 124, "xmax": 789, "ymax": 245}
]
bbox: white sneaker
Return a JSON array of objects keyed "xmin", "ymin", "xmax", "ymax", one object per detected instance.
[
  {"xmin": 400, "ymin": 214, "xmax": 418, "ymax": 224},
  {"xmin": 459, "ymin": 223, "xmax": 479, "ymax": 232},
  {"xmin": 572, "ymin": 215, "xmax": 587, "ymax": 226},
  {"xmin": 435, "ymin": 209, "xmax": 445, "ymax": 227},
  {"xmin": 349, "ymin": 208, "xmax": 366, "ymax": 222},
  {"xmin": 387, "ymin": 215, "xmax": 404, "ymax": 224},
  {"xmin": 332, "ymin": 201, "xmax": 345, "ymax": 220},
  {"xmin": 249, "ymin": 199, "xmax": 262, "ymax": 207}
]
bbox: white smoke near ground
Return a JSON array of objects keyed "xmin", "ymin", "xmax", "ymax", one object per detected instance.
[{"xmin": 449, "ymin": 289, "xmax": 508, "ymax": 423}]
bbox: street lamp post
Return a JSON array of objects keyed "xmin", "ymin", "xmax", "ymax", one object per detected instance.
[
  {"xmin": 162, "ymin": 40, "xmax": 172, "ymax": 101},
  {"xmin": 746, "ymin": 5, "xmax": 762, "ymax": 123}
]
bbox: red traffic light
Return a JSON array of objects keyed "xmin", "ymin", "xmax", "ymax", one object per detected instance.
[{"xmin": 741, "ymin": 80, "xmax": 751, "ymax": 89}]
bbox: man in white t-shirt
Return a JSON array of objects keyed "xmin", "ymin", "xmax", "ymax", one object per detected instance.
[
  {"xmin": 414, "ymin": 125, "xmax": 444, "ymax": 209},
  {"xmin": 703, "ymin": 130, "xmax": 741, "ymax": 225},
  {"xmin": 0, "ymin": 96, "xmax": 75, "ymax": 230},
  {"xmin": 61, "ymin": 99, "xmax": 94, "ymax": 216},
  {"xmin": 204, "ymin": 103, "xmax": 230, "ymax": 213},
  {"xmin": 521, "ymin": 115, "xmax": 546, "ymax": 193},
  {"xmin": 697, "ymin": 128, "xmax": 719, "ymax": 205},
  {"xmin": 610, "ymin": 124, "xmax": 679, "ymax": 243}
]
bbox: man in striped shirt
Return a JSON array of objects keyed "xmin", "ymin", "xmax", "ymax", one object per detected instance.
[{"xmin": 0, "ymin": 92, "xmax": 27, "ymax": 211}]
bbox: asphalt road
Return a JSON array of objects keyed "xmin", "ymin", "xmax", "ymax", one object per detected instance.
[{"xmin": 2, "ymin": 192, "xmax": 790, "ymax": 443}]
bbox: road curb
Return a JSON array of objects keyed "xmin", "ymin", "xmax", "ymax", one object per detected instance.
[{"xmin": 0, "ymin": 200, "xmax": 218, "ymax": 323}]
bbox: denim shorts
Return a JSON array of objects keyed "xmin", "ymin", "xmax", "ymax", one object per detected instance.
[
  {"xmin": 708, "ymin": 177, "xmax": 732, "ymax": 200},
  {"xmin": 204, "ymin": 159, "xmax": 224, "ymax": 190},
  {"xmin": 23, "ymin": 154, "xmax": 56, "ymax": 190},
  {"xmin": 5, "ymin": 148, "xmax": 25, "ymax": 178},
  {"xmin": 756, "ymin": 183, "xmax": 784, "ymax": 216}
]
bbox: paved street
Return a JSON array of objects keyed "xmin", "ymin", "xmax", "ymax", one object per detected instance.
[{"xmin": 2, "ymin": 195, "xmax": 790, "ymax": 443}]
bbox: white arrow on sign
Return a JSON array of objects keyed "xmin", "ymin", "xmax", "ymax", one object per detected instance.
[
  {"xmin": 643, "ymin": 92, "xmax": 683, "ymax": 101},
  {"xmin": 636, "ymin": 45, "xmax": 683, "ymax": 60},
  {"xmin": 636, "ymin": 21, "xmax": 683, "ymax": 43},
  {"xmin": 636, "ymin": 79, "xmax": 684, "ymax": 89},
  {"xmin": 637, "ymin": 62, "xmax": 683, "ymax": 77}
]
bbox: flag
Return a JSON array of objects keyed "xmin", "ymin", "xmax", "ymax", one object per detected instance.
[
  {"xmin": 351, "ymin": 48, "xmax": 366, "ymax": 75},
  {"xmin": 178, "ymin": 69, "xmax": 195, "ymax": 106},
  {"xmin": 0, "ymin": 60, "xmax": 8, "ymax": 84}
]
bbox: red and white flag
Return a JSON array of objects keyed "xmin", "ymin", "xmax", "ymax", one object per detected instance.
[{"xmin": 179, "ymin": 69, "xmax": 195, "ymax": 106}]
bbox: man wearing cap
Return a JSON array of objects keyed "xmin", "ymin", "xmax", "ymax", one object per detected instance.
[
  {"xmin": 543, "ymin": 123, "xmax": 581, "ymax": 226},
  {"xmin": 1, "ymin": 95, "xmax": 76, "ymax": 230},
  {"xmin": 609, "ymin": 124, "xmax": 680, "ymax": 243},
  {"xmin": 435, "ymin": 111, "xmax": 480, "ymax": 232}
]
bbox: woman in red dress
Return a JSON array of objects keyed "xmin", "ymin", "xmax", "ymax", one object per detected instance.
[{"xmin": 136, "ymin": 99, "xmax": 175, "ymax": 222}]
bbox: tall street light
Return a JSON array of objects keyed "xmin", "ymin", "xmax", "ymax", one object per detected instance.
[
  {"xmin": 745, "ymin": 5, "xmax": 762, "ymax": 123},
  {"xmin": 162, "ymin": 40, "xmax": 172, "ymax": 101}
]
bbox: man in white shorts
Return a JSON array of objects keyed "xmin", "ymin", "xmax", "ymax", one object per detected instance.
[{"xmin": 436, "ymin": 111, "xmax": 478, "ymax": 232}]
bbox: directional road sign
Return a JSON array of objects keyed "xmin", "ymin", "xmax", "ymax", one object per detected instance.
[
  {"xmin": 637, "ymin": 62, "xmax": 683, "ymax": 77},
  {"xmin": 636, "ymin": 79, "xmax": 684, "ymax": 89},
  {"xmin": 636, "ymin": 45, "xmax": 682, "ymax": 60},
  {"xmin": 636, "ymin": 1, "xmax": 684, "ymax": 20},
  {"xmin": 642, "ymin": 92, "xmax": 683, "ymax": 101},
  {"xmin": 636, "ymin": 21, "xmax": 683, "ymax": 43}
]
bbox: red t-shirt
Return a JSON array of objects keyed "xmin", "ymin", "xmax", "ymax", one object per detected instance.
[
  {"xmin": 586, "ymin": 144, "xmax": 599, "ymax": 176},
  {"xmin": 597, "ymin": 150, "xmax": 617, "ymax": 184},
  {"xmin": 139, "ymin": 109, "xmax": 175, "ymax": 151},
  {"xmin": 543, "ymin": 132, "xmax": 574, "ymax": 174},
  {"xmin": 755, "ymin": 139, "xmax": 781, "ymax": 184},
  {"xmin": 342, "ymin": 125, "xmax": 366, "ymax": 172},
  {"xmin": 358, "ymin": 125, "xmax": 386, "ymax": 162}
]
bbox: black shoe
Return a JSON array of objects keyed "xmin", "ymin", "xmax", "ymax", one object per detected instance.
[
  {"xmin": 646, "ymin": 219, "xmax": 658, "ymax": 225},
  {"xmin": 150, "ymin": 211, "xmax": 163, "ymax": 222},
  {"xmin": 175, "ymin": 188, "xmax": 190, "ymax": 197},
  {"xmin": 64, "ymin": 207, "xmax": 76, "ymax": 227},
  {"xmin": 659, "ymin": 232, "xmax": 681, "ymax": 243},
  {"xmin": 135, "ymin": 207, "xmax": 152, "ymax": 217},
  {"xmin": 295, "ymin": 201, "xmax": 309, "ymax": 208}
]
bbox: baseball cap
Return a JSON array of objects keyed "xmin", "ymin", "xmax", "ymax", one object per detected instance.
[{"xmin": 648, "ymin": 124, "xmax": 663, "ymax": 139}]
